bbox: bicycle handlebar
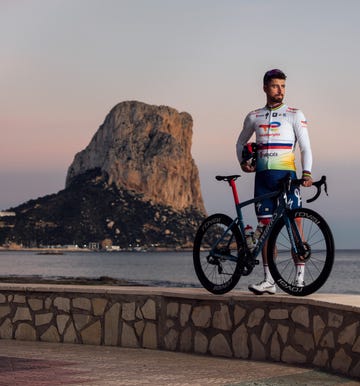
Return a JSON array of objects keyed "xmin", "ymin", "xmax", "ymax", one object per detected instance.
[
  {"xmin": 305, "ymin": 175, "xmax": 328, "ymax": 203},
  {"xmin": 286, "ymin": 175, "xmax": 328, "ymax": 203}
]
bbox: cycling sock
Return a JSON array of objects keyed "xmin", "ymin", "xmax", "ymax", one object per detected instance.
[
  {"xmin": 264, "ymin": 264, "xmax": 274, "ymax": 284},
  {"xmin": 296, "ymin": 263, "xmax": 305, "ymax": 282}
]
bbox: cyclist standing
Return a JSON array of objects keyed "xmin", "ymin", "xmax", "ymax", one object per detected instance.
[{"xmin": 236, "ymin": 69, "xmax": 313, "ymax": 295}]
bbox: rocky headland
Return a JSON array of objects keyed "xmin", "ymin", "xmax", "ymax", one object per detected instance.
[{"xmin": 0, "ymin": 101, "xmax": 206, "ymax": 249}]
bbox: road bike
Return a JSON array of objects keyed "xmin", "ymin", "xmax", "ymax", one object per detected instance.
[{"xmin": 193, "ymin": 174, "xmax": 334, "ymax": 296}]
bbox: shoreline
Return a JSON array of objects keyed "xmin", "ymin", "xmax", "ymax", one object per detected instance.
[
  {"xmin": 0, "ymin": 275, "xmax": 145, "ymax": 286},
  {"xmin": 0, "ymin": 247, "xmax": 193, "ymax": 253}
]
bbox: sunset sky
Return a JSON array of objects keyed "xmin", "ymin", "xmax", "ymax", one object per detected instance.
[{"xmin": 1, "ymin": 0, "xmax": 359, "ymax": 248}]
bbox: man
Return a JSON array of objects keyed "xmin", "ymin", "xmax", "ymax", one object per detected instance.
[{"xmin": 236, "ymin": 69, "xmax": 313, "ymax": 295}]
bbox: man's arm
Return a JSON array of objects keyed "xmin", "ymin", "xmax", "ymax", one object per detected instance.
[
  {"xmin": 236, "ymin": 114, "xmax": 256, "ymax": 172},
  {"xmin": 294, "ymin": 111, "xmax": 313, "ymax": 186}
]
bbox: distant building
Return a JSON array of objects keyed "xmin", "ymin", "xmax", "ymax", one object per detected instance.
[
  {"xmin": 89, "ymin": 242, "xmax": 100, "ymax": 250},
  {"xmin": 0, "ymin": 211, "xmax": 16, "ymax": 217}
]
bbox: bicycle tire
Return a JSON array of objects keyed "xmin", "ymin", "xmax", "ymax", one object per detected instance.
[
  {"xmin": 267, "ymin": 208, "xmax": 334, "ymax": 296},
  {"xmin": 193, "ymin": 213, "xmax": 244, "ymax": 294}
]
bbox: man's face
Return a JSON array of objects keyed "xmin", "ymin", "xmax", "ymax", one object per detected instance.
[{"xmin": 263, "ymin": 78, "xmax": 286, "ymax": 105}]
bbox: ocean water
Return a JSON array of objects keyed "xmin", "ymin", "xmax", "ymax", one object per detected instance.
[{"xmin": 0, "ymin": 249, "xmax": 358, "ymax": 295}]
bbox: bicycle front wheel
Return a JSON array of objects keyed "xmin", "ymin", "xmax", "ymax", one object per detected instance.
[
  {"xmin": 193, "ymin": 214, "xmax": 244, "ymax": 294},
  {"xmin": 267, "ymin": 208, "xmax": 334, "ymax": 296}
]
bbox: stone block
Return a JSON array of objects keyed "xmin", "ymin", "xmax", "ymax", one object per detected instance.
[
  {"xmin": 232, "ymin": 324, "xmax": 249, "ymax": 359},
  {"xmin": 294, "ymin": 329, "xmax": 314, "ymax": 351},
  {"xmin": 105, "ymin": 303, "xmax": 120, "ymax": 346},
  {"xmin": 40, "ymin": 325, "xmax": 60, "ymax": 343},
  {"xmin": 13, "ymin": 295, "xmax": 26, "ymax": 303},
  {"xmin": 338, "ymin": 321, "xmax": 359, "ymax": 345},
  {"xmin": 28, "ymin": 298, "xmax": 43, "ymax": 311},
  {"xmin": 180, "ymin": 326, "xmax": 192, "ymax": 352},
  {"xmin": 332, "ymin": 348, "xmax": 352, "ymax": 374},
  {"xmin": 210, "ymin": 333, "xmax": 232, "ymax": 358},
  {"xmin": 291, "ymin": 306, "xmax": 309, "ymax": 327},
  {"xmin": 35, "ymin": 312, "xmax": 53, "ymax": 326},
  {"xmin": 0, "ymin": 305, "xmax": 11, "ymax": 319},
  {"xmin": 64, "ymin": 322, "xmax": 77, "ymax": 343},
  {"xmin": 121, "ymin": 322, "xmax": 138, "ymax": 348},
  {"xmin": 313, "ymin": 314, "xmax": 326, "ymax": 346},
  {"xmin": 73, "ymin": 313, "xmax": 91, "ymax": 331},
  {"xmin": 141, "ymin": 299, "xmax": 156, "ymax": 320},
  {"xmin": 320, "ymin": 331, "xmax": 335, "ymax": 349},
  {"xmin": 57, "ymin": 315, "xmax": 69, "ymax": 335},
  {"xmin": 247, "ymin": 308, "xmax": 264, "ymax": 328},
  {"xmin": 164, "ymin": 328, "xmax": 178, "ymax": 351},
  {"xmin": 92, "ymin": 298, "xmax": 108, "ymax": 316},
  {"xmin": 167, "ymin": 302, "xmax": 179, "ymax": 318},
  {"xmin": 350, "ymin": 360, "xmax": 360, "ymax": 378},
  {"xmin": 270, "ymin": 331, "xmax": 281, "ymax": 361},
  {"xmin": 260, "ymin": 321, "xmax": 272, "ymax": 344},
  {"xmin": 313, "ymin": 349, "xmax": 329, "ymax": 368},
  {"xmin": 269, "ymin": 308, "xmax": 288, "ymax": 320},
  {"xmin": 54, "ymin": 297, "xmax": 70, "ymax": 312},
  {"xmin": 194, "ymin": 331, "xmax": 208, "ymax": 354},
  {"xmin": 328, "ymin": 311, "xmax": 343, "ymax": 328},
  {"xmin": 234, "ymin": 305, "xmax": 246, "ymax": 325},
  {"xmin": 213, "ymin": 304, "xmax": 232, "ymax": 331},
  {"xmin": 45, "ymin": 297, "xmax": 52, "ymax": 310},
  {"xmin": 13, "ymin": 307, "xmax": 32, "ymax": 322},
  {"xmin": 282, "ymin": 346, "xmax": 307, "ymax": 364},
  {"xmin": 15, "ymin": 323, "xmax": 36, "ymax": 341},
  {"xmin": 277, "ymin": 324, "xmax": 289, "ymax": 344},
  {"xmin": 180, "ymin": 303, "xmax": 191, "ymax": 327},
  {"xmin": 191, "ymin": 305, "xmax": 211, "ymax": 328},
  {"xmin": 81, "ymin": 320, "xmax": 101, "ymax": 345},
  {"xmin": 143, "ymin": 322, "xmax": 157, "ymax": 349},
  {"xmin": 0, "ymin": 318, "xmax": 13, "ymax": 339},
  {"xmin": 135, "ymin": 320, "xmax": 145, "ymax": 337},
  {"xmin": 136, "ymin": 306, "xmax": 142, "ymax": 319},
  {"xmin": 122, "ymin": 302, "xmax": 136, "ymax": 321},
  {"xmin": 73, "ymin": 297, "xmax": 91, "ymax": 311},
  {"xmin": 353, "ymin": 336, "xmax": 360, "ymax": 353},
  {"xmin": 250, "ymin": 333, "xmax": 266, "ymax": 360}
]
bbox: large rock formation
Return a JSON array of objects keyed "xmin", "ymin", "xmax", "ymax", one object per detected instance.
[
  {"xmin": 66, "ymin": 101, "xmax": 205, "ymax": 213},
  {"xmin": 0, "ymin": 101, "xmax": 206, "ymax": 249}
]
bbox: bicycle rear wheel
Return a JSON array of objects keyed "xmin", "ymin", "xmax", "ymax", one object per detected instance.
[
  {"xmin": 267, "ymin": 208, "xmax": 334, "ymax": 296},
  {"xmin": 193, "ymin": 214, "xmax": 244, "ymax": 294}
]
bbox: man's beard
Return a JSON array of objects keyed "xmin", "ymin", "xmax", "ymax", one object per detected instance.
[{"xmin": 269, "ymin": 95, "xmax": 283, "ymax": 104}]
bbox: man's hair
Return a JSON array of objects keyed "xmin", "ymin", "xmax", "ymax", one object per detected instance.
[{"xmin": 263, "ymin": 69, "xmax": 286, "ymax": 85}]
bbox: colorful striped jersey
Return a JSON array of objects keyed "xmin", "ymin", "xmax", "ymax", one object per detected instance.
[{"xmin": 236, "ymin": 104, "xmax": 312, "ymax": 173}]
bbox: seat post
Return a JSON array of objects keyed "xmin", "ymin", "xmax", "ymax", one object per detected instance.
[{"xmin": 229, "ymin": 179, "xmax": 240, "ymax": 205}]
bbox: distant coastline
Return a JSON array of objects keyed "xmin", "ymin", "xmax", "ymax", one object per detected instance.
[{"xmin": 0, "ymin": 246, "xmax": 192, "ymax": 253}]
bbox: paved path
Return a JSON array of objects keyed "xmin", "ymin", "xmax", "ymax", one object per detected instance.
[{"xmin": 0, "ymin": 340, "xmax": 358, "ymax": 386}]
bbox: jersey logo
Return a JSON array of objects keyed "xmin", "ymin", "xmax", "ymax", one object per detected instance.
[{"xmin": 259, "ymin": 121, "xmax": 281, "ymax": 132}]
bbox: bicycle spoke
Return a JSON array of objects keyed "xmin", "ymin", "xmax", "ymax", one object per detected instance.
[
  {"xmin": 193, "ymin": 214, "xmax": 243, "ymax": 294},
  {"xmin": 267, "ymin": 208, "xmax": 334, "ymax": 296}
]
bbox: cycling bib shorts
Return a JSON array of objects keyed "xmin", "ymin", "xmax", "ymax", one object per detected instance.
[{"xmin": 255, "ymin": 170, "xmax": 301, "ymax": 220}]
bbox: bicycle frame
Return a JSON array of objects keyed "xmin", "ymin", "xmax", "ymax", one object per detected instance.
[
  {"xmin": 227, "ymin": 178, "xmax": 304, "ymax": 260},
  {"xmin": 193, "ymin": 174, "xmax": 332, "ymax": 296}
]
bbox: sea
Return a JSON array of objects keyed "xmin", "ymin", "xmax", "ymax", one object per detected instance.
[{"xmin": 0, "ymin": 249, "xmax": 358, "ymax": 295}]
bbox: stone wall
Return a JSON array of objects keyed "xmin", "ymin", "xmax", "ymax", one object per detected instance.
[{"xmin": 0, "ymin": 284, "xmax": 359, "ymax": 379}]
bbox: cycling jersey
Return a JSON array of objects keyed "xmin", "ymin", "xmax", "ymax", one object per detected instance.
[{"xmin": 236, "ymin": 104, "xmax": 312, "ymax": 173}]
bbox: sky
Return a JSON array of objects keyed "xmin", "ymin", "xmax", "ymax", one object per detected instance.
[{"xmin": 1, "ymin": 0, "xmax": 359, "ymax": 248}]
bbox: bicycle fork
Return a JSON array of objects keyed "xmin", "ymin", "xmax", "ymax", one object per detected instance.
[{"xmin": 283, "ymin": 214, "xmax": 310, "ymax": 262}]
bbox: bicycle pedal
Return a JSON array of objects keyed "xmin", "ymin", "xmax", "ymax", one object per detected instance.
[{"xmin": 255, "ymin": 260, "xmax": 260, "ymax": 265}]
